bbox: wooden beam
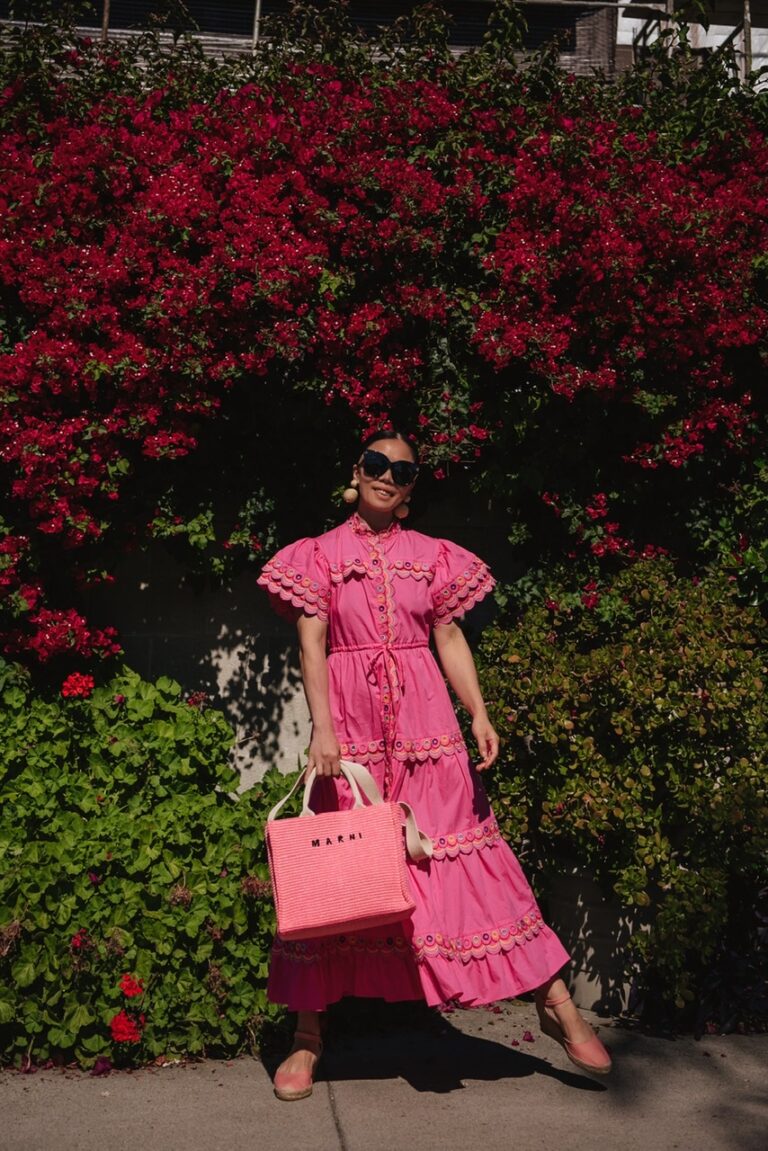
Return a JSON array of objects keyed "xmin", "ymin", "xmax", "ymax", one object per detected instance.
[
  {"xmin": 744, "ymin": 0, "xmax": 753, "ymax": 75},
  {"xmin": 252, "ymin": 0, "xmax": 262, "ymax": 52}
]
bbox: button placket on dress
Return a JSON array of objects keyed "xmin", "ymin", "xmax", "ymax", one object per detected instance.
[
  {"xmin": 349, "ymin": 514, "xmax": 404, "ymax": 799},
  {"xmin": 367, "ymin": 538, "xmax": 402, "ymax": 798}
]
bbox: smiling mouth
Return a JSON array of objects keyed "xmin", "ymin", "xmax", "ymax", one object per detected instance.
[{"xmin": 372, "ymin": 485, "xmax": 395, "ymax": 497}]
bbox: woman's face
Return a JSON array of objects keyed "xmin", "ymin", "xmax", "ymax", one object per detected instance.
[{"xmin": 353, "ymin": 438, "xmax": 417, "ymax": 518}]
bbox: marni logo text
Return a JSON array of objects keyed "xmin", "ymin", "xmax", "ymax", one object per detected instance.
[{"xmin": 311, "ymin": 832, "xmax": 364, "ymax": 847}]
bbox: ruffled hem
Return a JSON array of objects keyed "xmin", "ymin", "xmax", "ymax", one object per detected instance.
[
  {"xmin": 431, "ymin": 817, "xmax": 502, "ymax": 860},
  {"xmin": 339, "ymin": 729, "xmax": 467, "ymax": 765},
  {"xmin": 257, "ymin": 559, "xmax": 330, "ymax": 620},
  {"xmin": 413, "ymin": 910, "xmax": 546, "ymax": 963},
  {"xmin": 267, "ymin": 919, "xmax": 570, "ymax": 1011},
  {"xmin": 268, "ymin": 931, "xmax": 424, "ymax": 1011},
  {"xmin": 272, "ymin": 932, "xmax": 412, "ymax": 965},
  {"xmin": 417, "ymin": 924, "xmax": 570, "ymax": 1008},
  {"xmin": 433, "ymin": 560, "xmax": 495, "ymax": 625}
]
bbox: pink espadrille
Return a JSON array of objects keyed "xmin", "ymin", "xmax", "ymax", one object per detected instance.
[
  {"xmin": 537, "ymin": 993, "xmax": 612, "ymax": 1075},
  {"xmin": 273, "ymin": 1030, "xmax": 324, "ymax": 1102}
]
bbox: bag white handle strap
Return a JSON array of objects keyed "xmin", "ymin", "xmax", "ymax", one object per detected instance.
[
  {"xmin": 267, "ymin": 758, "xmax": 433, "ymax": 862},
  {"xmin": 300, "ymin": 761, "xmax": 366, "ymax": 815},
  {"xmin": 398, "ymin": 800, "xmax": 434, "ymax": 862},
  {"xmin": 337, "ymin": 758, "xmax": 383, "ymax": 804},
  {"xmin": 339, "ymin": 761, "xmax": 433, "ymax": 862},
  {"xmin": 266, "ymin": 759, "xmax": 368, "ymax": 822},
  {"xmin": 266, "ymin": 765, "xmax": 310, "ymax": 823}
]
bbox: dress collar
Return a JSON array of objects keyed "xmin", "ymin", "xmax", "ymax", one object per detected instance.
[{"xmin": 348, "ymin": 512, "xmax": 401, "ymax": 542}]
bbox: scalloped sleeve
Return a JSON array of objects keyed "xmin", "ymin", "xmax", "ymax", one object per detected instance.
[
  {"xmin": 431, "ymin": 539, "xmax": 496, "ymax": 626},
  {"xmin": 257, "ymin": 537, "xmax": 331, "ymax": 623}
]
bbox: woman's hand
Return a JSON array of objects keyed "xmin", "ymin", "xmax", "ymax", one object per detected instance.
[
  {"xmin": 296, "ymin": 615, "xmax": 340, "ymax": 777},
  {"xmin": 472, "ymin": 712, "xmax": 499, "ymax": 772},
  {"xmin": 307, "ymin": 727, "xmax": 342, "ymax": 777}
]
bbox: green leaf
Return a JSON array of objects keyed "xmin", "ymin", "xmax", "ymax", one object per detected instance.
[
  {"xmin": 64, "ymin": 1003, "xmax": 95, "ymax": 1032},
  {"xmin": 11, "ymin": 960, "xmax": 37, "ymax": 989}
]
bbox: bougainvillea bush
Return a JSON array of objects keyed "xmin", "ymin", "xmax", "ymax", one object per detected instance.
[
  {"xmin": 0, "ymin": 3, "xmax": 767, "ymax": 663},
  {"xmin": 477, "ymin": 557, "xmax": 768, "ymax": 1025},
  {"xmin": 0, "ymin": 658, "xmax": 292, "ymax": 1069}
]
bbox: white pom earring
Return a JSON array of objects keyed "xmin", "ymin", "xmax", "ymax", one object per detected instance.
[
  {"xmin": 342, "ymin": 480, "xmax": 359, "ymax": 505},
  {"xmin": 393, "ymin": 498, "xmax": 410, "ymax": 520}
]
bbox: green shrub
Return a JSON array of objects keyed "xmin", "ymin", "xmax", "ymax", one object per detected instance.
[
  {"xmin": 477, "ymin": 558, "xmax": 768, "ymax": 1015},
  {"xmin": 0, "ymin": 660, "xmax": 291, "ymax": 1069}
]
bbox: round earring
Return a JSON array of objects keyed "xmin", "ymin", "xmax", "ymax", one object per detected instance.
[
  {"xmin": 393, "ymin": 498, "xmax": 410, "ymax": 520},
  {"xmin": 342, "ymin": 480, "xmax": 359, "ymax": 505}
]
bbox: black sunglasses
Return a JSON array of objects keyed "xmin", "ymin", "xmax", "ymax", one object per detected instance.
[{"xmin": 359, "ymin": 449, "xmax": 419, "ymax": 488}]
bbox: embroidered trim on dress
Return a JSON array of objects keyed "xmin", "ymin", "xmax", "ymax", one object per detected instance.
[
  {"xmin": 329, "ymin": 557, "xmax": 370, "ymax": 584},
  {"xmin": 339, "ymin": 730, "xmax": 466, "ymax": 764},
  {"xmin": 257, "ymin": 560, "xmax": 330, "ymax": 620},
  {"xmin": 413, "ymin": 911, "xmax": 546, "ymax": 964},
  {"xmin": 433, "ymin": 560, "xmax": 495, "ymax": 624},
  {"xmin": 389, "ymin": 560, "xmax": 435, "ymax": 582},
  {"xmin": 273, "ymin": 933, "xmax": 411, "ymax": 965},
  {"xmin": 348, "ymin": 513, "xmax": 401, "ymax": 541},
  {"xmin": 393, "ymin": 730, "xmax": 466, "ymax": 762},
  {"xmin": 431, "ymin": 817, "xmax": 502, "ymax": 860}
]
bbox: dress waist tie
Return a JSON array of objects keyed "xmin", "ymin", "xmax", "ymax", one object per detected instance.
[{"xmin": 328, "ymin": 641, "xmax": 429, "ymax": 798}]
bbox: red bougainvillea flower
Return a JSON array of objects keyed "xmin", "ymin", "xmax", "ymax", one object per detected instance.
[
  {"xmin": 109, "ymin": 1009, "xmax": 144, "ymax": 1043},
  {"xmin": 60, "ymin": 672, "xmax": 95, "ymax": 698},
  {"xmin": 0, "ymin": 42, "xmax": 766, "ymax": 658},
  {"xmin": 119, "ymin": 973, "xmax": 145, "ymax": 998}
]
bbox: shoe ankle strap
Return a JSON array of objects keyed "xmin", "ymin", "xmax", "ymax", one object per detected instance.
[{"xmin": 544, "ymin": 993, "xmax": 572, "ymax": 1008}]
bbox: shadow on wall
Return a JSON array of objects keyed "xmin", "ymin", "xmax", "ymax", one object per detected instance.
[
  {"xmin": 87, "ymin": 543, "xmax": 307, "ymax": 791},
  {"xmin": 546, "ymin": 864, "xmax": 642, "ymax": 1016}
]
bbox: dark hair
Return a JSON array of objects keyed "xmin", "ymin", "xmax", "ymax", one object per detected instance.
[{"xmin": 358, "ymin": 428, "xmax": 420, "ymax": 464}]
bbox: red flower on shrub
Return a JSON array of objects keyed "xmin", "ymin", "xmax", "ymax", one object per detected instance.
[
  {"xmin": 109, "ymin": 1009, "xmax": 144, "ymax": 1044},
  {"xmin": 119, "ymin": 973, "xmax": 144, "ymax": 999},
  {"xmin": 0, "ymin": 44, "xmax": 766, "ymax": 662},
  {"xmin": 70, "ymin": 927, "xmax": 92, "ymax": 951},
  {"xmin": 61, "ymin": 672, "xmax": 95, "ymax": 699}
]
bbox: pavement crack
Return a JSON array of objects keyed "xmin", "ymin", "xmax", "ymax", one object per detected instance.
[{"xmin": 325, "ymin": 1079, "xmax": 350, "ymax": 1151}]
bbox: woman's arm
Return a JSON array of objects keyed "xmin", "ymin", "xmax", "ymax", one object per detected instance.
[
  {"xmin": 297, "ymin": 614, "xmax": 341, "ymax": 777},
  {"xmin": 432, "ymin": 621, "xmax": 499, "ymax": 771}
]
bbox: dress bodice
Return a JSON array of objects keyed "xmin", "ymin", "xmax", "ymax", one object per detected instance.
[{"xmin": 258, "ymin": 512, "xmax": 494, "ymax": 647}]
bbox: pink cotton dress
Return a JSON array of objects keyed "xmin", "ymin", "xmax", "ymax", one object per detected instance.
[{"xmin": 257, "ymin": 512, "xmax": 570, "ymax": 1011}]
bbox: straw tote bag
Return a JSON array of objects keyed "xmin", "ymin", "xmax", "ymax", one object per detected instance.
[{"xmin": 266, "ymin": 759, "xmax": 433, "ymax": 941}]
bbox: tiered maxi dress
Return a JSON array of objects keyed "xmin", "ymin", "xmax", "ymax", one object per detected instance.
[{"xmin": 257, "ymin": 511, "xmax": 570, "ymax": 1011}]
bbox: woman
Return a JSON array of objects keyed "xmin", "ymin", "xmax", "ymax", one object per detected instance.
[{"xmin": 257, "ymin": 430, "xmax": 612, "ymax": 1100}]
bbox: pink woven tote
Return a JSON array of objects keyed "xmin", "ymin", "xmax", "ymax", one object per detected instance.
[{"xmin": 266, "ymin": 759, "xmax": 433, "ymax": 942}]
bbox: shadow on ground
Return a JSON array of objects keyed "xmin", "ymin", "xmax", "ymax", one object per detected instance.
[{"xmin": 262, "ymin": 998, "xmax": 606, "ymax": 1096}]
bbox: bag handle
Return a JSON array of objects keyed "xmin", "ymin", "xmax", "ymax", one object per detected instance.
[
  {"xmin": 266, "ymin": 759, "xmax": 433, "ymax": 862},
  {"xmin": 337, "ymin": 760, "xmax": 433, "ymax": 862},
  {"xmin": 266, "ymin": 759, "xmax": 367, "ymax": 823}
]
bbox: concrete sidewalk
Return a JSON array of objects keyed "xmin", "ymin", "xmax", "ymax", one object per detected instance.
[{"xmin": 2, "ymin": 1000, "xmax": 766, "ymax": 1151}]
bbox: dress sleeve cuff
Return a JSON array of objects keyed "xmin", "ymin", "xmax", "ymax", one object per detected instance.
[
  {"xmin": 432, "ymin": 560, "xmax": 495, "ymax": 625},
  {"xmin": 257, "ymin": 556, "xmax": 330, "ymax": 621}
]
